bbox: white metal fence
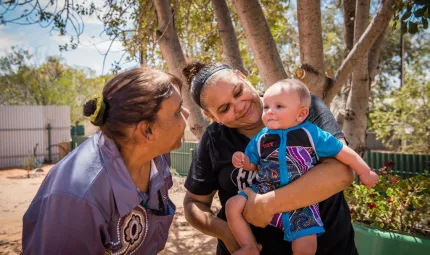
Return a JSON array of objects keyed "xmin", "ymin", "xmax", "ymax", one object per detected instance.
[{"xmin": 0, "ymin": 106, "xmax": 71, "ymax": 169}]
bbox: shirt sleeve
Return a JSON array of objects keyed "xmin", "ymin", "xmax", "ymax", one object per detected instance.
[
  {"xmin": 244, "ymin": 136, "xmax": 260, "ymax": 165},
  {"xmin": 184, "ymin": 129, "xmax": 218, "ymax": 195},
  {"xmin": 309, "ymin": 124, "xmax": 344, "ymax": 158},
  {"xmin": 307, "ymin": 94, "xmax": 345, "ymax": 140},
  {"xmin": 22, "ymin": 193, "xmax": 106, "ymax": 255}
]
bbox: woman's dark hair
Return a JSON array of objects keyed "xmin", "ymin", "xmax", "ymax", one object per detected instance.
[
  {"xmin": 182, "ymin": 62, "xmax": 231, "ymax": 109},
  {"xmin": 83, "ymin": 67, "xmax": 182, "ymax": 140}
]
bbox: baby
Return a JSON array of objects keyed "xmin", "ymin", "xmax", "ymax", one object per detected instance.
[{"xmin": 226, "ymin": 79, "xmax": 379, "ymax": 255}]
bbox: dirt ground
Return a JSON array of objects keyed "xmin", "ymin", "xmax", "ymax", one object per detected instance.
[{"xmin": 0, "ymin": 166, "xmax": 219, "ymax": 255}]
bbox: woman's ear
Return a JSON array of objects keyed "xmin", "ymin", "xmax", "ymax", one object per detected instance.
[
  {"xmin": 203, "ymin": 110, "xmax": 220, "ymax": 123},
  {"xmin": 296, "ymin": 107, "xmax": 309, "ymax": 122},
  {"xmin": 137, "ymin": 121, "xmax": 155, "ymax": 142}
]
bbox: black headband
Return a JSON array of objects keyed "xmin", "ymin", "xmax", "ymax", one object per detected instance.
[{"xmin": 191, "ymin": 64, "xmax": 231, "ymax": 107}]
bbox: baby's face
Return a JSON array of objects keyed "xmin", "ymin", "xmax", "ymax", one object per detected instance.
[{"xmin": 262, "ymin": 87, "xmax": 303, "ymax": 130}]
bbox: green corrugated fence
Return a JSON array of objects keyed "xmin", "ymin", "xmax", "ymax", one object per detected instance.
[
  {"xmin": 71, "ymin": 136, "xmax": 89, "ymax": 150},
  {"xmin": 170, "ymin": 142, "xmax": 198, "ymax": 176},
  {"xmin": 69, "ymin": 139, "xmax": 429, "ymax": 178},
  {"xmin": 70, "ymin": 136, "xmax": 197, "ymax": 176},
  {"xmin": 364, "ymin": 151, "xmax": 430, "ymax": 178}
]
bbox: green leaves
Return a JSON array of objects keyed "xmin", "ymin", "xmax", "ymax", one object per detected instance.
[
  {"xmin": 401, "ymin": 10, "xmax": 412, "ymax": 21},
  {"xmin": 370, "ymin": 61, "xmax": 430, "ymax": 154},
  {"xmin": 0, "ymin": 47, "xmax": 108, "ymax": 122},
  {"xmin": 408, "ymin": 21, "xmax": 419, "ymax": 34},
  {"xmin": 345, "ymin": 167, "xmax": 430, "ymax": 236},
  {"xmin": 394, "ymin": 1, "xmax": 430, "ymax": 34}
]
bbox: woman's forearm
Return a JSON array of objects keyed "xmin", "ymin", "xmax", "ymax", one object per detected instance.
[
  {"xmin": 264, "ymin": 158, "xmax": 354, "ymax": 215},
  {"xmin": 183, "ymin": 191, "xmax": 229, "ymax": 239}
]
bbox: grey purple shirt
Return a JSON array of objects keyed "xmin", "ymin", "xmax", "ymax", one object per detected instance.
[{"xmin": 22, "ymin": 131, "xmax": 176, "ymax": 255}]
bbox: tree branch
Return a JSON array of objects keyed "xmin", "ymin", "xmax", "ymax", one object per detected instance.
[
  {"xmin": 212, "ymin": 0, "xmax": 247, "ymax": 74},
  {"xmin": 296, "ymin": 0, "xmax": 326, "ymax": 96},
  {"xmin": 231, "ymin": 0, "xmax": 287, "ymax": 88},
  {"xmin": 323, "ymin": 0, "xmax": 396, "ymax": 104}
]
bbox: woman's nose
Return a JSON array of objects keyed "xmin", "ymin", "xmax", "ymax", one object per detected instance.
[
  {"xmin": 182, "ymin": 107, "xmax": 190, "ymax": 120},
  {"xmin": 235, "ymin": 100, "xmax": 246, "ymax": 114}
]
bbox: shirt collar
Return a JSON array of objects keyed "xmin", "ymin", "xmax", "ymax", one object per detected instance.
[{"xmin": 96, "ymin": 131, "xmax": 171, "ymax": 217}]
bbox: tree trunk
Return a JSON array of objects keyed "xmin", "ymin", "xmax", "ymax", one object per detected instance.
[
  {"xmin": 330, "ymin": 0, "xmax": 356, "ymax": 127},
  {"xmin": 296, "ymin": 0, "xmax": 326, "ymax": 97},
  {"xmin": 231, "ymin": 0, "xmax": 287, "ymax": 88},
  {"xmin": 343, "ymin": 0, "xmax": 356, "ymax": 56},
  {"xmin": 153, "ymin": 0, "xmax": 209, "ymax": 140},
  {"xmin": 212, "ymin": 0, "xmax": 247, "ymax": 75},
  {"xmin": 368, "ymin": 25, "xmax": 388, "ymax": 86},
  {"xmin": 323, "ymin": 0, "xmax": 396, "ymax": 104},
  {"xmin": 342, "ymin": 0, "xmax": 370, "ymax": 155}
]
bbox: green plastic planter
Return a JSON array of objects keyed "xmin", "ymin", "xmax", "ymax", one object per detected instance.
[{"xmin": 353, "ymin": 223, "xmax": 430, "ymax": 255}]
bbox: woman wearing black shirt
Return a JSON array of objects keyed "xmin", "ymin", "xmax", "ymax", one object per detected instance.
[{"xmin": 182, "ymin": 62, "xmax": 358, "ymax": 255}]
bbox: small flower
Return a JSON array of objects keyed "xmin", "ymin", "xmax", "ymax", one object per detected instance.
[
  {"xmin": 369, "ymin": 194, "xmax": 377, "ymax": 199},
  {"xmin": 378, "ymin": 167, "xmax": 388, "ymax": 175},
  {"xmin": 391, "ymin": 177, "xmax": 400, "ymax": 184},
  {"xmin": 367, "ymin": 202, "xmax": 377, "ymax": 209},
  {"xmin": 384, "ymin": 161, "xmax": 395, "ymax": 168},
  {"xmin": 386, "ymin": 197, "xmax": 393, "ymax": 203}
]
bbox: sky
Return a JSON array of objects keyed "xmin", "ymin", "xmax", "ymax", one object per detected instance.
[{"xmin": 0, "ymin": 0, "xmax": 138, "ymax": 76}]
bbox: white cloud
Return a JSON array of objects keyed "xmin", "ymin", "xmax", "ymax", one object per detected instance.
[
  {"xmin": 73, "ymin": 34, "xmax": 125, "ymax": 53},
  {"xmin": 50, "ymin": 35, "xmax": 70, "ymax": 45},
  {"xmin": 81, "ymin": 15, "xmax": 104, "ymax": 25},
  {"xmin": 92, "ymin": 40, "xmax": 124, "ymax": 53},
  {"xmin": 0, "ymin": 29, "xmax": 23, "ymax": 52}
]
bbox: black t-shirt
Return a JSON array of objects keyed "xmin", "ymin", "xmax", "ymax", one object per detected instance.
[{"xmin": 184, "ymin": 95, "xmax": 358, "ymax": 255}]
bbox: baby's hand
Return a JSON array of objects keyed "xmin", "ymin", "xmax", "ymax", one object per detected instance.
[
  {"xmin": 232, "ymin": 152, "xmax": 245, "ymax": 168},
  {"xmin": 360, "ymin": 170, "xmax": 379, "ymax": 189}
]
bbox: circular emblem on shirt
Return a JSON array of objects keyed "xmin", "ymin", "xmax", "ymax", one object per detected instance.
[
  {"xmin": 106, "ymin": 206, "xmax": 148, "ymax": 254},
  {"xmin": 230, "ymin": 167, "xmax": 257, "ymax": 191}
]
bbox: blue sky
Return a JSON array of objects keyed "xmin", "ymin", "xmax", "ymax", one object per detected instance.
[{"xmin": 0, "ymin": 0, "xmax": 138, "ymax": 76}]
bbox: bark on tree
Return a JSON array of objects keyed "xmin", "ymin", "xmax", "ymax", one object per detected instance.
[
  {"xmin": 153, "ymin": 0, "xmax": 209, "ymax": 140},
  {"xmin": 368, "ymin": 26, "xmax": 389, "ymax": 86},
  {"xmin": 231, "ymin": 0, "xmax": 287, "ymax": 88},
  {"xmin": 330, "ymin": 0, "xmax": 356, "ymax": 127},
  {"xmin": 343, "ymin": 0, "xmax": 356, "ymax": 56},
  {"xmin": 296, "ymin": 0, "xmax": 326, "ymax": 97},
  {"xmin": 323, "ymin": 0, "xmax": 396, "ymax": 104},
  {"xmin": 342, "ymin": 0, "xmax": 371, "ymax": 155},
  {"xmin": 212, "ymin": 0, "xmax": 247, "ymax": 75}
]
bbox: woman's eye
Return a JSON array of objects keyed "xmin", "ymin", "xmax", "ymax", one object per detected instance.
[
  {"xmin": 175, "ymin": 107, "xmax": 183, "ymax": 116},
  {"xmin": 234, "ymin": 88, "xmax": 243, "ymax": 98},
  {"xmin": 221, "ymin": 105, "xmax": 230, "ymax": 113}
]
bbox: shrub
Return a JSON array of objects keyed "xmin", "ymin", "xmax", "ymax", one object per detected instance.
[{"xmin": 345, "ymin": 162, "xmax": 430, "ymax": 237}]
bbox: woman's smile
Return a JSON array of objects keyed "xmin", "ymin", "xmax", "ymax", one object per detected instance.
[{"xmin": 238, "ymin": 101, "xmax": 252, "ymax": 120}]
